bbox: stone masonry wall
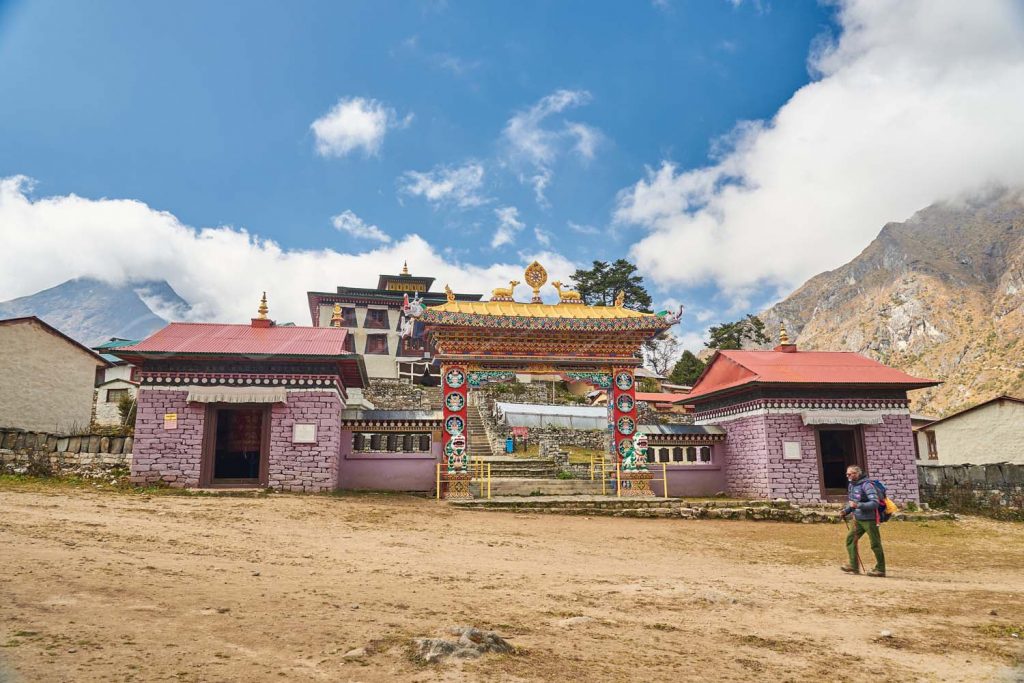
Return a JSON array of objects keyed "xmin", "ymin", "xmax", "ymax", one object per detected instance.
[
  {"xmin": 716, "ymin": 414, "xmax": 771, "ymax": 498},
  {"xmin": 268, "ymin": 391, "xmax": 342, "ymax": 493},
  {"xmin": 918, "ymin": 463, "xmax": 1024, "ymax": 519},
  {"xmin": 364, "ymin": 379, "xmax": 440, "ymax": 410},
  {"xmin": 132, "ymin": 389, "xmax": 205, "ymax": 487},
  {"xmin": 762, "ymin": 414, "xmax": 824, "ymax": 504},
  {"xmin": 0, "ymin": 428, "xmax": 132, "ymax": 477},
  {"xmin": 862, "ymin": 414, "xmax": 920, "ymax": 503}
]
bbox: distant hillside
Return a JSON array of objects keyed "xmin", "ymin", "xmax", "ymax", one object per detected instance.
[
  {"xmin": 759, "ymin": 188, "xmax": 1024, "ymax": 417},
  {"xmin": 0, "ymin": 278, "xmax": 190, "ymax": 346}
]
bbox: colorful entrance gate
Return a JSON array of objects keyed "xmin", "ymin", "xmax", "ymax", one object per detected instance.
[{"xmin": 405, "ymin": 261, "xmax": 680, "ymax": 498}]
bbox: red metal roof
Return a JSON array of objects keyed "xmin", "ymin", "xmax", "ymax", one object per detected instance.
[
  {"xmin": 635, "ymin": 392, "xmax": 689, "ymax": 404},
  {"xmin": 686, "ymin": 349, "xmax": 939, "ymax": 401},
  {"xmin": 122, "ymin": 322, "xmax": 352, "ymax": 357}
]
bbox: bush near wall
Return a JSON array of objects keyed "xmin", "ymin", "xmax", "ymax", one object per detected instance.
[{"xmin": 918, "ymin": 463, "xmax": 1024, "ymax": 521}]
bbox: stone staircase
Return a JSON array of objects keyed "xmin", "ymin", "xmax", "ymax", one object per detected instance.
[
  {"xmin": 472, "ymin": 478, "xmax": 606, "ymax": 497},
  {"xmin": 466, "ymin": 402, "xmax": 495, "ymax": 459}
]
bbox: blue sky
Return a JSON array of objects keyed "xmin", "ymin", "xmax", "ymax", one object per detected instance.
[{"xmin": 2, "ymin": 0, "xmax": 1023, "ymax": 349}]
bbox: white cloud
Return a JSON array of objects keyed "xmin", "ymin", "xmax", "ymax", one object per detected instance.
[
  {"xmin": 0, "ymin": 176, "xmax": 578, "ymax": 325},
  {"xmin": 492, "ymin": 206, "xmax": 525, "ymax": 248},
  {"xmin": 533, "ymin": 227, "xmax": 553, "ymax": 247},
  {"xmin": 567, "ymin": 220, "xmax": 601, "ymax": 235},
  {"xmin": 310, "ymin": 97, "xmax": 412, "ymax": 158},
  {"xmin": 331, "ymin": 210, "xmax": 391, "ymax": 243},
  {"xmin": 503, "ymin": 89, "xmax": 602, "ymax": 204},
  {"xmin": 566, "ymin": 122, "xmax": 601, "ymax": 161},
  {"xmin": 400, "ymin": 162, "xmax": 488, "ymax": 208},
  {"xmin": 617, "ymin": 0, "xmax": 1024, "ymax": 297}
]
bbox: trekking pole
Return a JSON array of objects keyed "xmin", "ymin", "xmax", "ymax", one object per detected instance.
[{"xmin": 844, "ymin": 516, "xmax": 866, "ymax": 573}]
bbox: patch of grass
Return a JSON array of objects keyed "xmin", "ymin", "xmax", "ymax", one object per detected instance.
[
  {"xmin": 977, "ymin": 623, "xmax": 1024, "ymax": 638},
  {"xmin": 0, "ymin": 473, "xmax": 270, "ymax": 498}
]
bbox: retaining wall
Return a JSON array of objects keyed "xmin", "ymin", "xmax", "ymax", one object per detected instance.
[
  {"xmin": 0, "ymin": 427, "xmax": 132, "ymax": 477},
  {"xmin": 917, "ymin": 463, "xmax": 1024, "ymax": 519}
]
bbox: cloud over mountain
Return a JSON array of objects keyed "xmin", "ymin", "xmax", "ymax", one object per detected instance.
[
  {"xmin": 0, "ymin": 176, "xmax": 578, "ymax": 326},
  {"xmin": 616, "ymin": 0, "xmax": 1024, "ymax": 302}
]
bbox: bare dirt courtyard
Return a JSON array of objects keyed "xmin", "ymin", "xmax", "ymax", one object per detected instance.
[{"xmin": 1, "ymin": 480, "xmax": 1023, "ymax": 682}]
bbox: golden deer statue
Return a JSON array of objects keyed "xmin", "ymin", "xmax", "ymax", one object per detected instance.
[
  {"xmin": 491, "ymin": 280, "xmax": 519, "ymax": 300},
  {"xmin": 551, "ymin": 281, "xmax": 581, "ymax": 303}
]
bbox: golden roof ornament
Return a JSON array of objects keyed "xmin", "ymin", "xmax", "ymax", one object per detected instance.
[
  {"xmin": 445, "ymin": 284, "xmax": 455, "ymax": 303},
  {"xmin": 401, "ymin": 260, "xmax": 410, "ymax": 276},
  {"xmin": 490, "ymin": 280, "xmax": 519, "ymax": 302},
  {"xmin": 779, "ymin": 323, "xmax": 790, "ymax": 345},
  {"xmin": 551, "ymin": 281, "xmax": 581, "ymax": 304},
  {"xmin": 330, "ymin": 303, "xmax": 343, "ymax": 327},
  {"xmin": 614, "ymin": 290, "xmax": 625, "ymax": 308},
  {"xmin": 257, "ymin": 292, "xmax": 269, "ymax": 319},
  {"xmin": 524, "ymin": 261, "xmax": 547, "ymax": 304}
]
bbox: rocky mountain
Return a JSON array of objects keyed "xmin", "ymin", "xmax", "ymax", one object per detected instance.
[
  {"xmin": 759, "ymin": 187, "xmax": 1024, "ymax": 417},
  {"xmin": 0, "ymin": 278, "xmax": 190, "ymax": 346}
]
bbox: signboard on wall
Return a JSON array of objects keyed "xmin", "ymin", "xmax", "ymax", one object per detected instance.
[
  {"xmin": 163, "ymin": 413, "xmax": 177, "ymax": 430},
  {"xmin": 293, "ymin": 423, "xmax": 317, "ymax": 444}
]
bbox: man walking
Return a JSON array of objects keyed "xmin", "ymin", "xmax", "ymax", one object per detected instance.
[{"xmin": 840, "ymin": 465, "xmax": 886, "ymax": 577}]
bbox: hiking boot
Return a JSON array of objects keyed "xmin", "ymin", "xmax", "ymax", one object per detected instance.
[
  {"xmin": 866, "ymin": 569, "xmax": 886, "ymax": 578},
  {"xmin": 840, "ymin": 564, "xmax": 860, "ymax": 574}
]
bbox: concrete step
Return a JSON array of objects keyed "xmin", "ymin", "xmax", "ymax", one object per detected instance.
[{"xmin": 470, "ymin": 478, "xmax": 606, "ymax": 497}]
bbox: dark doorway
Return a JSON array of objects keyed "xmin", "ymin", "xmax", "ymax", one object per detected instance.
[
  {"xmin": 211, "ymin": 408, "xmax": 265, "ymax": 485},
  {"xmin": 818, "ymin": 428, "xmax": 861, "ymax": 494}
]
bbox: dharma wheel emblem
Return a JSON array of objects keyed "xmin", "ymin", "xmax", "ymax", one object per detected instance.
[{"xmin": 524, "ymin": 260, "xmax": 547, "ymax": 304}]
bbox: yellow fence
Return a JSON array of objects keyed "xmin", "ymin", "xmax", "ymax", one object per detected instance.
[
  {"xmin": 435, "ymin": 460, "xmax": 492, "ymax": 500},
  {"xmin": 591, "ymin": 461, "xmax": 670, "ymax": 498}
]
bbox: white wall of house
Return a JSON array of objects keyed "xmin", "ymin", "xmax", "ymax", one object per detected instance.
[
  {"xmin": 916, "ymin": 399, "xmax": 1024, "ymax": 464},
  {"xmin": 0, "ymin": 320, "xmax": 105, "ymax": 432},
  {"xmin": 103, "ymin": 364, "xmax": 134, "ymax": 383},
  {"xmin": 93, "ymin": 379, "xmax": 138, "ymax": 426}
]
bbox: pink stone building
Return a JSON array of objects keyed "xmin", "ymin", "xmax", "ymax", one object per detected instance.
[
  {"xmin": 684, "ymin": 339, "xmax": 939, "ymax": 503},
  {"xmin": 115, "ymin": 311, "xmax": 368, "ymax": 492}
]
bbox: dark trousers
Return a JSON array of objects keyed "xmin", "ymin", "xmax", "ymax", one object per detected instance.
[{"xmin": 846, "ymin": 519, "xmax": 885, "ymax": 572}]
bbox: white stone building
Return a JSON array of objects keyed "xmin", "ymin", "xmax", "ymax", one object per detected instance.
[{"xmin": 915, "ymin": 395, "xmax": 1024, "ymax": 464}]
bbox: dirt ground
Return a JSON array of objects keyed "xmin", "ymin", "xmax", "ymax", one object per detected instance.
[{"xmin": 1, "ymin": 480, "xmax": 1023, "ymax": 682}]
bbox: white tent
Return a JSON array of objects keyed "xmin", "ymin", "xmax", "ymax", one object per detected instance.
[{"xmin": 495, "ymin": 402, "xmax": 607, "ymax": 429}]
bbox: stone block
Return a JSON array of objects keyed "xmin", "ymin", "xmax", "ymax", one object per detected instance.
[
  {"xmin": 99, "ymin": 437, "xmax": 110, "ymax": 453},
  {"xmin": 14, "ymin": 433, "xmax": 27, "ymax": 450},
  {"xmin": 968, "ymin": 466, "xmax": 987, "ymax": 485},
  {"xmin": 1005, "ymin": 465, "xmax": 1024, "ymax": 485},
  {"xmin": 110, "ymin": 438, "xmax": 123, "ymax": 455},
  {"xmin": 124, "ymin": 437, "xmax": 133, "ymax": 453}
]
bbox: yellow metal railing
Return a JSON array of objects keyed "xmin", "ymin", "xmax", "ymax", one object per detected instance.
[
  {"xmin": 592, "ymin": 461, "xmax": 670, "ymax": 498},
  {"xmin": 435, "ymin": 461, "xmax": 492, "ymax": 500}
]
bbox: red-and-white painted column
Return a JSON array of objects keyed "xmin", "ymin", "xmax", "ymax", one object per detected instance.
[
  {"xmin": 610, "ymin": 366, "xmax": 654, "ymax": 496},
  {"xmin": 440, "ymin": 364, "xmax": 471, "ymax": 498}
]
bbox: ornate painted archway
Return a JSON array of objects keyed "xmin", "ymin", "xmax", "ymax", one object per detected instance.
[{"xmin": 404, "ymin": 261, "xmax": 680, "ymax": 498}]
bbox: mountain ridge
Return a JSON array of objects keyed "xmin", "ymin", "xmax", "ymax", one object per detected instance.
[
  {"xmin": 759, "ymin": 187, "xmax": 1024, "ymax": 417},
  {"xmin": 0, "ymin": 278, "xmax": 190, "ymax": 347}
]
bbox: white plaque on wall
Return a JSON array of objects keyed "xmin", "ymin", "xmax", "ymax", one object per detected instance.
[
  {"xmin": 783, "ymin": 441, "xmax": 801, "ymax": 460},
  {"xmin": 293, "ymin": 423, "xmax": 317, "ymax": 444}
]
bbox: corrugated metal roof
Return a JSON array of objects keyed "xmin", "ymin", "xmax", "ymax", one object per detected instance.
[
  {"xmin": 686, "ymin": 349, "xmax": 938, "ymax": 401},
  {"xmin": 638, "ymin": 424, "xmax": 725, "ymax": 435},
  {"xmin": 635, "ymin": 392, "xmax": 688, "ymax": 403},
  {"xmin": 122, "ymin": 322, "xmax": 352, "ymax": 356}
]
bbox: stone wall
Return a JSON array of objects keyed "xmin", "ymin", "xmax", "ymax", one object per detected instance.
[
  {"xmin": 364, "ymin": 379, "xmax": 440, "ymax": 410},
  {"xmin": 763, "ymin": 414, "xmax": 823, "ymax": 504},
  {"xmin": 0, "ymin": 427, "xmax": 132, "ymax": 477},
  {"xmin": 718, "ymin": 414, "xmax": 771, "ymax": 499},
  {"xmin": 474, "ymin": 390, "xmax": 608, "ymax": 456},
  {"xmin": 918, "ymin": 463, "xmax": 1024, "ymax": 519},
  {"xmin": 862, "ymin": 414, "xmax": 919, "ymax": 502},
  {"xmin": 268, "ymin": 391, "xmax": 342, "ymax": 493},
  {"xmin": 132, "ymin": 389, "xmax": 205, "ymax": 487}
]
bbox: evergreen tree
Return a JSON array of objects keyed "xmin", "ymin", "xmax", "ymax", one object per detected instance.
[
  {"xmin": 705, "ymin": 314, "xmax": 770, "ymax": 350},
  {"xmin": 570, "ymin": 259, "xmax": 652, "ymax": 312},
  {"xmin": 669, "ymin": 350, "xmax": 706, "ymax": 385}
]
